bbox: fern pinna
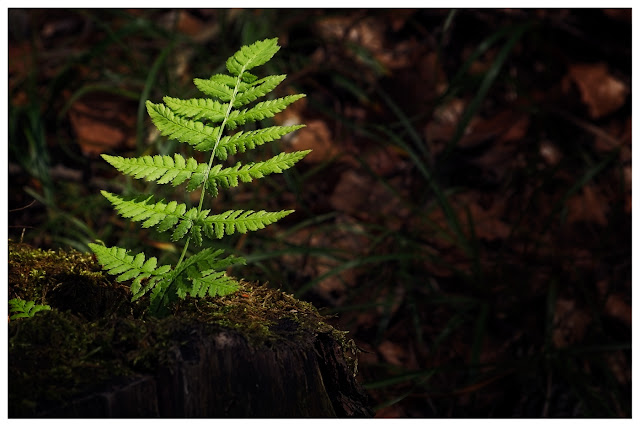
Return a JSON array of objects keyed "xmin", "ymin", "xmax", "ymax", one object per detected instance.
[{"xmin": 89, "ymin": 38, "xmax": 308, "ymax": 316}]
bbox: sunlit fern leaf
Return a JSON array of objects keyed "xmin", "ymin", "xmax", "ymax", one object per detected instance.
[
  {"xmin": 162, "ymin": 97, "xmax": 228, "ymax": 122},
  {"xmin": 103, "ymin": 191, "xmax": 291, "ymax": 243},
  {"xmin": 193, "ymin": 74, "xmax": 236, "ymax": 101},
  {"xmin": 203, "ymin": 209, "xmax": 294, "ymax": 239},
  {"xmin": 102, "ymin": 154, "xmax": 208, "ymax": 187},
  {"xmin": 195, "ymin": 125, "xmax": 305, "ymax": 156},
  {"xmin": 233, "ymin": 74, "xmax": 287, "ymax": 107},
  {"xmin": 206, "ymin": 150, "xmax": 311, "ymax": 195},
  {"xmin": 225, "ymin": 95, "xmax": 306, "ymax": 129},
  {"xmin": 88, "ymin": 243, "xmax": 171, "ymax": 299},
  {"xmin": 146, "ymin": 101, "xmax": 222, "ymax": 147},
  {"xmin": 101, "ymin": 191, "xmax": 187, "ymax": 231},
  {"xmin": 164, "ymin": 94, "xmax": 305, "ymax": 130},
  {"xmin": 225, "ymin": 38, "xmax": 280, "ymax": 76}
]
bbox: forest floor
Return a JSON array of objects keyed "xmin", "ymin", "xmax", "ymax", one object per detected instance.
[{"xmin": 8, "ymin": 9, "xmax": 631, "ymax": 417}]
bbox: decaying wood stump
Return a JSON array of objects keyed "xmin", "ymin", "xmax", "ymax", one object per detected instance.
[{"xmin": 8, "ymin": 243, "xmax": 373, "ymax": 417}]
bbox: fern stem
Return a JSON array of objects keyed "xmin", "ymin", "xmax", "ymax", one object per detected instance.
[{"xmin": 174, "ymin": 68, "xmax": 245, "ymax": 271}]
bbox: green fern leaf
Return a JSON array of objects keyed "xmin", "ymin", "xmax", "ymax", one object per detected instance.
[
  {"xmin": 225, "ymin": 94, "xmax": 306, "ymax": 129},
  {"xmin": 193, "ymin": 74, "xmax": 237, "ymax": 101},
  {"xmin": 233, "ymin": 75, "xmax": 287, "ymax": 107},
  {"xmin": 162, "ymin": 97, "xmax": 228, "ymax": 122},
  {"xmin": 207, "ymin": 150, "xmax": 311, "ymax": 194},
  {"xmin": 204, "ymin": 209, "xmax": 293, "ymax": 239},
  {"xmin": 189, "ymin": 270, "xmax": 239, "ymax": 298},
  {"xmin": 184, "ymin": 248, "xmax": 244, "ymax": 298},
  {"xmin": 102, "ymin": 154, "xmax": 208, "ymax": 187},
  {"xmin": 226, "ymin": 37, "xmax": 280, "ymax": 76},
  {"xmin": 103, "ymin": 191, "xmax": 290, "ymax": 243},
  {"xmin": 195, "ymin": 125, "xmax": 304, "ymax": 156},
  {"xmin": 104, "ymin": 191, "xmax": 209, "ymax": 244},
  {"xmin": 193, "ymin": 74, "xmax": 286, "ymax": 108},
  {"xmin": 153, "ymin": 248, "xmax": 243, "ymax": 311},
  {"xmin": 163, "ymin": 94, "xmax": 304, "ymax": 129},
  {"xmin": 9, "ymin": 298, "xmax": 51, "ymax": 320},
  {"xmin": 146, "ymin": 101, "xmax": 221, "ymax": 147},
  {"xmin": 88, "ymin": 243, "xmax": 171, "ymax": 299},
  {"xmin": 148, "ymin": 273, "xmax": 178, "ymax": 316},
  {"xmin": 101, "ymin": 191, "xmax": 187, "ymax": 235}
]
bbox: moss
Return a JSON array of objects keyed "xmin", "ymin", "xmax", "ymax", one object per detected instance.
[{"xmin": 8, "ymin": 241, "xmax": 359, "ymax": 416}]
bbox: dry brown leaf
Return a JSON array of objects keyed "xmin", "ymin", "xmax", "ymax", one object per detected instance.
[
  {"xmin": 69, "ymin": 94, "xmax": 136, "ymax": 155},
  {"xmin": 329, "ymin": 170, "xmax": 370, "ymax": 214},
  {"xmin": 566, "ymin": 184, "xmax": 609, "ymax": 226},
  {"xmin": 466, "ymin": 200, "xmax": 512, "ymax": 241},
  {"xmin": 427, "ymin": 192, "xmax": 511, "ymax": 242},
  {"xmin": 565, "ymin": 63, "xmax": 628, "ymax": 119},
  {"xmin": 418, "ymin": 51, "xmax": 448, "ymax": 95},
  {"xmin": 282, "ymin": 215, "xmax": 372, "ymax": 305},
  {"xmin": 606, "ymin": 351, "xmax": 631, "ymax": 385},
  {"xmin": 287, "ymin": 120, "xmax": 339, "ymax": 163},
  {"xmin": 378, "ymin": 340, "xmax": 408, "ymax": 367},
  {"xmin": 604, "ymin": 294, "xmax": 631, "ymax": 327},
  {"xmin": 315, "ymin": 15, "xmax": 384, "ymax": 56},
  {"xmin": 175, "ymin": 10, "xmax": 205, "ymax": 38},
  {"xmin": 315, "ymin": 13, "xmax": 420, "ymax": 72},
  {"xmin": 426, "ymin": 107, "xmax": 529, "ymax": 158},
  {"xmin": 552, "ymin": 298, "xmax": 592, "ymax": 348}
]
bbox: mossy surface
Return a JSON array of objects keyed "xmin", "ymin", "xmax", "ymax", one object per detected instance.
[{"xmin": 8, "ymin": 241, "xmax": 358, "ymax": 417}]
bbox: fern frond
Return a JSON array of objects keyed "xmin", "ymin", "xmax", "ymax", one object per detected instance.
[
  {"xmin": 163, "ymin": 94, "xmax": 304, "ymax": 130},
  {"xmin": 150, "ymin": 248, "xmax": 244, "ymax": 314},
  {"xmin": 182, "ymin": 248, "xmax": 245, "ymax": 298},
  {"xmin": 162, "ymin": 97, "xmax": 228, "ymax": 122},
  {"xmin": 226, "ymin": 37, "xmax": 280, "ymax": 76},
  {"xmin": 92, "ymin": 38, "xmax": 307, "ymax": 317},
  {"xmin": 187, "ymin": 270, "xmax": 240, "ymax": 298},
  {"xmin": 194, "ymin": 74, "xmax": 287, "ymax": 108},
  {"xmin": 203, "ymin": 209, "xmax": 293, "ymax": 239},
  {"xmin": 233, "ymin": 75, "xmax": 287, "ymax": 107},
  {"xmin": 102, "ymin": 191, "xmax": 212, "ymax": 242},
  {"xmin": 195, "ymin": 125, "xmax": 304, "ymax": 156},
  {"xmin": 103, "ymin": 191, "xmax": 290, "ymax": 243},
  {"xmin": 193, "ymin": 74, "xmax": 236, "ymax": 101},
  {"xmin": 207, "ymin": 150, "xmax": 311, "ymax": 194},
  {"xmin": 226, "ymin": 94, "xmax": 306, "ymax": 129},
  {"xmin": 9, "ymin": 298, "xmax": 51, "ymax": 320},
  {"xmin": 88, "ymin": 243, "xmax": 171, "ymax": 299},
  {"xmin": 102, "ymin": 191, "xmax": 186, "ymax": 233},
  {"xmin": 102, "ymin": 154, "xmax": 209, "ymax": 188},
  {"xmin": 146, "ymin": 101, "xmax": 221, "ymax": 147}
]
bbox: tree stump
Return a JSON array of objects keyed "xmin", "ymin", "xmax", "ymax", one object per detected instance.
[{"xmin": 8, "ymin": 243, "xmax": 373, "ymax": 417}]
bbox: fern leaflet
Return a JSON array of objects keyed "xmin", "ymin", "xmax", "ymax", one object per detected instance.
[{"xmin": 9, "ymin": 298, "xmax": 51, "ymax": 320}]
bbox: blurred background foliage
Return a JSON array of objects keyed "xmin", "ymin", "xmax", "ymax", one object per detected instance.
[{"xmin": 8, "ymin": 9, "xmax": 631, "ymax": 416}]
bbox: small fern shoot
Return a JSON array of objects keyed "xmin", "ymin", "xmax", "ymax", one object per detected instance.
[
  {"xmin": 89, "ymin": 38, "xmax": 308, "ymax": 317},
  {"xmin": 9, "ymin": 298, "xmax": 51, "ymax": 320}
]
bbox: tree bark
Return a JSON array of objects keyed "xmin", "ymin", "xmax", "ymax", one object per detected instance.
[{"xmin": 33, "ymin": 322, "xmax": 372, "ymax": 417}]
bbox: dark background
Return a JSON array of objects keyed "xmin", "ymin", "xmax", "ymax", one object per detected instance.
[{"xmin": 8, "ymin": 9, "xmax": 631, "ymax": 417}]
